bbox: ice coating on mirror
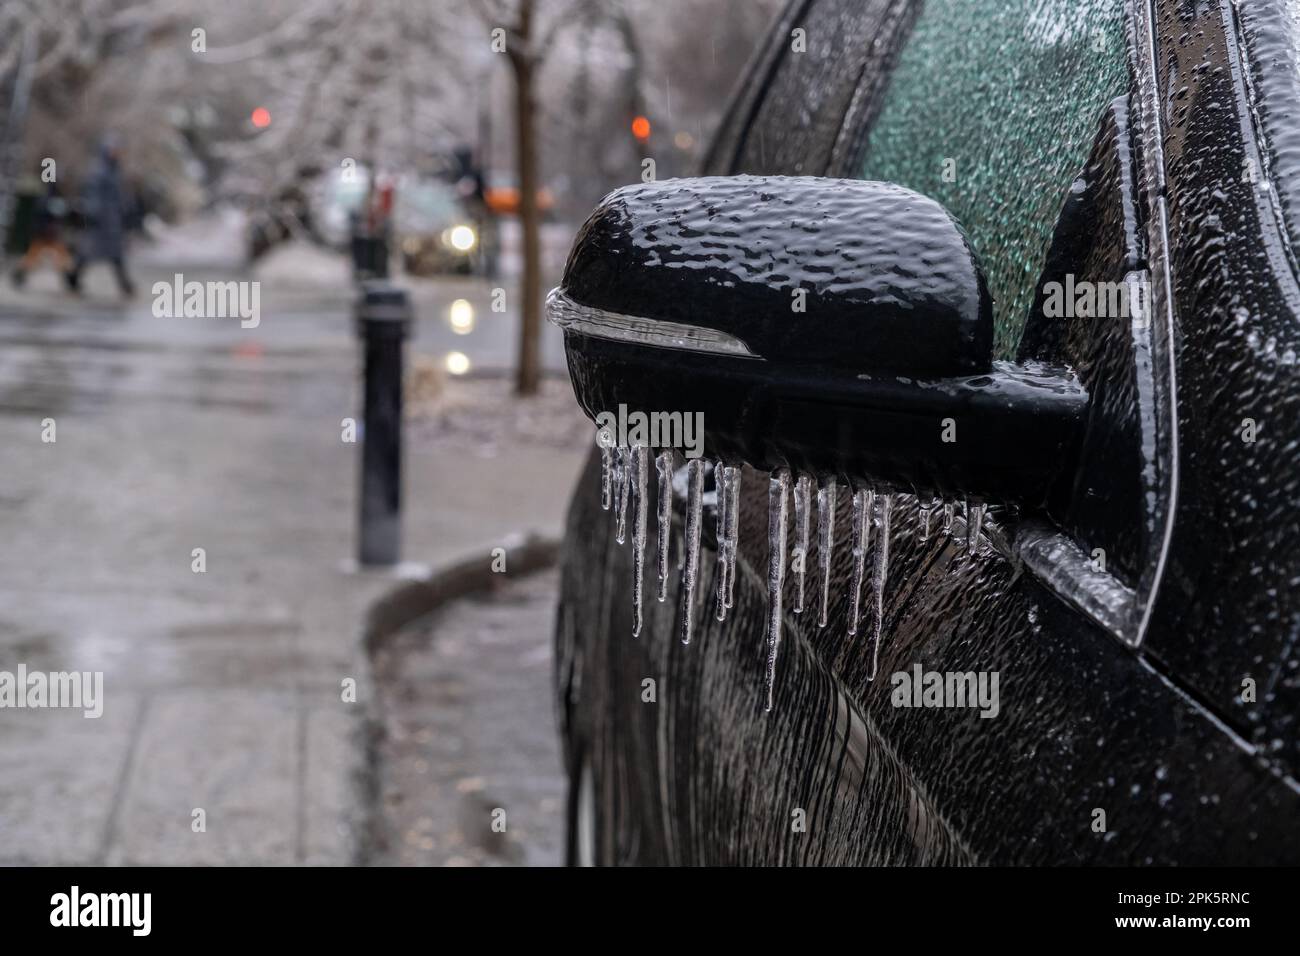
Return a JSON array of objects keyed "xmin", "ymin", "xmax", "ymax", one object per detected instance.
[{"xmin": 764, "ymin": 470, "xmax": 791, "ymax": 712}]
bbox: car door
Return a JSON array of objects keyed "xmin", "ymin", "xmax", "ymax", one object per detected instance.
[{"xmin": 556, "ymin": 0, "xmax": 1300, "ymax": 865}]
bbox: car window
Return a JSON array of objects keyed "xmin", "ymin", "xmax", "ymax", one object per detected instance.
[
  {"xmin": 723, "ymin": 0, "xmax": 916, "ymax": 178},
  {"xmin": 858, "ymin": 0, "xmax": 1130, "ymax": 358},
  {"xmin": 397, "ymin": 182, "xmax": 458, "ymax": 227}
]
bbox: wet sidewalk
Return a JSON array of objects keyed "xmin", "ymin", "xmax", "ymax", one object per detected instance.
[
  {"xmin": 368, "ymin": 568, "xmax": 566, "ymax": 866},
  {"xmin": 0, "ymin": 247, "xmax": 589, "ymax": 864}
]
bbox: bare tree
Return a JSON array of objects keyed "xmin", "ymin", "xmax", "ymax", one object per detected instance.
[
  {"xmin": 202, "ymin": 0, "xmax": 475, "ymax": 201},
  {"xmin": 472, "ymin": 0, "xmax": 606, "ymax": 396},
  {"xmin": 0, "ymin": 0, "xmax": 196, "ymax": 218}
]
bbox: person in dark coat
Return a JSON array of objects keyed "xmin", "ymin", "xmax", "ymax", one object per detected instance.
[{"xmin": 66, "ymin": 136, "xmax": 134, "ymax": 297}]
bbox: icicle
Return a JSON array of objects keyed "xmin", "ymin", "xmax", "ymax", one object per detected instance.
[
  {"xmin": 920, "ymin": 495, "xmax": 935, "ymax": 542},
  {"xmin": 714, "ymin": 462, "xmax": 731, "ymax": 622},
  {"xmin": 847, "ymin": 488, "xmax": 874, "ymax": 637},
  {"xmin": 631, "ymin": 445, "xmax": 648, "ymax": 637},
  {"xmin": 866, "ymin": 494, "xmax": 893, "ymax": 681},
  {"xmin": 942, "ymin": 500, "xmax": 955, "ymax": 534},
  {"xmin": 655, "ymin": 451, "xmax": 673, "ymax": 602},
  {"xmin": 614, "ymin": 446, "xmax": 630, "ymax": 544},
  {"xmin": 967, "ymin": 500, "xmax": 986, "ymax": 555},
  {"xmin": 723, "ymin": 466, "xmax": 740, "ymax": 609},
  {"xmin": 680, "ymin": 458, "xmax": 705, "ymax": 645},
  {"xmin": 816, "ymin": 480, "xmax": 837, "ymax": 628},
  {"xmin": 764, "ymin": 470, "xmax": 791, "ymax": 712},
  {"xmin": 600, "ymin": 444, "xmax": 613, "ymax": 510},
  {"xmin": 792, "ymin": 474, "xmax": 812, "ymax": 614},
  {"xmin": 713, "ymin": 461, "xmax": 727, "ymax": 620}
]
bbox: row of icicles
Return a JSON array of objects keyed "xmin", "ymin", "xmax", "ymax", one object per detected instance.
[{"xmin": 600, "ymin": 443, "xmax": 988, "ymax": 712}]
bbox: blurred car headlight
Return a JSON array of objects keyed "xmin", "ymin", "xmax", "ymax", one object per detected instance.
[
  {"xmin": 445, "ymin": 350, "xmax": 471, "ymax": 375},
  {"xmin": 445, "ymin": 224, "xmax": 477, "ymax": 252},
  {"xmin": 449, "ymin": 298, "xmax": 475, "ymax": 334}
]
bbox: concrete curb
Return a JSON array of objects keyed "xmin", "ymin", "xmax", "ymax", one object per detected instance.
[{"xmin": 349, "ymin": 532, "xmax": 562, "ymax": 864}]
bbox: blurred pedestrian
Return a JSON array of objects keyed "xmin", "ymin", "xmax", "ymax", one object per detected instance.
[
  {"xmin": 9, "ymin": 181, "xmax": 71, "ymax": 288},
  {"xmin": 66, "ymin": 135, "xmax": 135, "ymax": 298}
]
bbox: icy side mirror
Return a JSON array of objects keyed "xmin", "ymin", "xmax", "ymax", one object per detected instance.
[{"xmin": 549, "ymin": 175, "xmax": 1086, "ymax": 508}]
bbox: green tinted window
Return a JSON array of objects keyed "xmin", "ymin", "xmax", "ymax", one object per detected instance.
[{"xmin": 859, "ymin": 0, "xmax": 1129, "ymax": 357}]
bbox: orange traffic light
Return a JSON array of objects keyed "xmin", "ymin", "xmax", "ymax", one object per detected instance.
[
  {"xmin": 251, "ymin": 107, "xmax": 271, "ymax": 129},
  {"xmin": 631, "ymin": 115, "xmax": 651, "ymax": 141}
]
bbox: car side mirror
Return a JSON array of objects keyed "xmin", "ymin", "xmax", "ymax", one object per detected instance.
[{"xmin": 549, "ymin": 175, "xmax": 1086, "ymax": 507}]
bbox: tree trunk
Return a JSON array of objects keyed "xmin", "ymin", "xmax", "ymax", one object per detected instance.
[{"xmin": 510, "ymin": 47, "xmax": 543, "ymax": 396}]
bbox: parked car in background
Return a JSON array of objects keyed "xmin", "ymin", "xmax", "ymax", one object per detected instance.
[
  {"xmin": 316, "ymin": 169, "xmax": 484, "ymax": 276},
  {"xmin": 392, "ymin": 178, "xmax": 481, "ymax": 276},
  {"xmin": 550, "ymin": 0, "xmax": 1300, "ymax": 866}
]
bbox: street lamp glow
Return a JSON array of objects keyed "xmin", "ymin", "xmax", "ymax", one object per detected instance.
[
  {"xmin": 449, "ymin": 299, "xmax": 475, "ymax": 334},
  {"xmin": 448, "ymin": 225, "xmax": 476, "ymax": 251},
  {"xmin": 445, "ymin": 351, "xmax": 471, "ymax": 375}
]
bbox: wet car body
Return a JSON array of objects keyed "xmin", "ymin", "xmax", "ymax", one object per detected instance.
[{"xmin": 554, "ymin": 0, "xmax": 1300, "ymax": 864}]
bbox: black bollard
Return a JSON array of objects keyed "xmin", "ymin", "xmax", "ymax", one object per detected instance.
[
  {"xmin": 351, "ymin": 228, "xmax": 390, "ymax": 283},
  {"xmin": 356, "ymin": 281, "xmax": 410, "ymax": 565}
]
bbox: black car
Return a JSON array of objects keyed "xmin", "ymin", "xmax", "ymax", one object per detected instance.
[{"xmin": 549, "ymin": 0, "xmax": 1300, "ymax": 865}]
